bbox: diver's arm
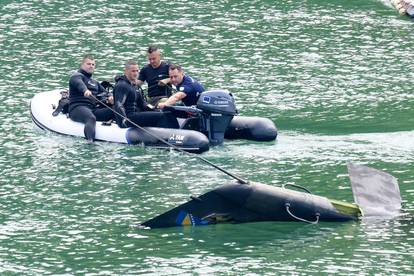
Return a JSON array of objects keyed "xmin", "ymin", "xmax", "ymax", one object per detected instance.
[{"xmin": 113, "ymin": 85, "xmax": 129, "ymax": 127}]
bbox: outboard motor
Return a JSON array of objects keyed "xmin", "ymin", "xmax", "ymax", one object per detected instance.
[{"xmin": 195, "ymin": 90, "xmax": 237, "ymax": 145}]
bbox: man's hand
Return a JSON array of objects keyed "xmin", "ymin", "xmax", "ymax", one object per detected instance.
[
  {"xmin": 158, "ymin": 78, "xmax": 170, "ymax": 87},
  {"xmin": 157, "ymin": 102, "xmax": 166, "ymax": 109},
  {"xmin": 107, "ymin": 96, "xmax": 114, "ymax": 105},
  {"xmin": 84, "ymin": 89, "xmax": 92, "ymax": 97}
]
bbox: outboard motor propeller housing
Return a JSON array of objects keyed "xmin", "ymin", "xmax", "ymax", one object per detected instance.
[{"xmin": 196, "ymin": 90, "xmax": 237, "ymax": 145}]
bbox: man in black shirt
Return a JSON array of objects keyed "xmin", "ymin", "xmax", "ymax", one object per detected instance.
[
  {"xmin": 137, "ymin": 45, "xmax": 171, "ymax": 106},
  {"xmin": 68, "ymin": 54, "xmax": 114, "ymax": 142}
]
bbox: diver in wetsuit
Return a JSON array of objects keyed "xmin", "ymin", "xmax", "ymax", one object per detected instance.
[
  {"xmin": 68, "ymin": 54, "xmax": 114, "ymax": 142},
  {"xmin": 113, "ymin": 60, "xmax": 179, "ymax": 129}
]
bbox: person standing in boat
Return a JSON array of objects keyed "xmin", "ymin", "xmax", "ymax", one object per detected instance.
[
  {"xmin": 157, "ymin": 64, "xmax": 205, "ymax": 109},
  {"xmin": 113, "ymin": 60, "xmax": 179, "ymax": 129},
  {"xmin": 137, "ymin": 45, "xmax": 171, "ymax": 106},
  {"xmin": 68, "ymin": 54, "xmax": 114, "ymax": 143}
]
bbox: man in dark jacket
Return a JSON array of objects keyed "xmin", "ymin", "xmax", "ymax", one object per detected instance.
[
  {"xmin": 68, "ymin": 54, "xmax": 114, "ymax": 142},
  {"xmin": 113, "ymin": 60, "xmax": 178, "ymax": 129}
]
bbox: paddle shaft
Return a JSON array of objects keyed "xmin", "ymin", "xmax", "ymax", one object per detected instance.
[{"xmin": 90, "ymin": 94, "xmax": 249, "ymax": 184}]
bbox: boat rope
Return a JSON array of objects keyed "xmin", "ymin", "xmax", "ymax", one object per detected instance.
[
  {"xmin": 90, "ymin": 94, "xmax": 249, "ymax": 185},
  {"xmin": 282, "ymin": 183, "xmax": 312, "ymax": 194},
  {"xmin": 285, "ymin": 203, "xmax": 320, "ymax": 224}
]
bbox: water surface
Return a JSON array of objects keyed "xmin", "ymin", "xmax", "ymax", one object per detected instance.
[{"xmin": 1, "ymin": 0, "xmax": 414, "ymax": 274}]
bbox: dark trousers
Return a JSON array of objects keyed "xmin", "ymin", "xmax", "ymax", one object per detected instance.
[
  {"xmin": 126, "ymin": 111, "xmax": 179, "ymax": 129},
  {"xmin": 69, "ymin": 105, "xmax": 114, "ymax": 141}
]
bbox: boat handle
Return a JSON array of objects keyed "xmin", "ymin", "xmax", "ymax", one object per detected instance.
[
  {"xmin": 282, "ymin": 183, "xmax": 312, "ymax": 194},
  {"xmin": 285, "ymin": 203, "xmax": 320, "ymax": 224}
]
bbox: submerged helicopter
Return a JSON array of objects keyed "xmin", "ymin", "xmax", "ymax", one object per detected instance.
[{"xmin": 142, "ymin": 163, "xmax": 402, "ymax": 229}]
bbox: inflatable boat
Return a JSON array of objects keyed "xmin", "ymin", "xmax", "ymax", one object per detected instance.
[
  {"xmin": 30, "ymin": 89, "xmax": 277, "ymax": 153},
  {"xmin": 30, "ymin": 90, "xmax": 210, "ymax": 153},
  {"xmin": 391, "ymin": 0, "xmax": 414, "ymax": 18},
  {"xmin": 141, "ymin": 164, "xmax": 401, "ymax": 228}
]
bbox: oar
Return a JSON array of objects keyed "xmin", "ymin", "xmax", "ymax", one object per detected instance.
[{"xmin": 90, "ymin": 94, "xmax": 249, "ymax": 185}]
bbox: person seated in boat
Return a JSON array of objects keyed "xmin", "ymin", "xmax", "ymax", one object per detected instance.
[
  {"xmin": 136, "ymin": 45, "xmax": 171, "ymax": 106},
  {"xmin": 157, "ymin": 64, "xmax": 205, "ymax": 109},
  {"xmin": 113, "ymin": 60, "xmax": 179, "ymax": 129},
  {"xmin": 68, "ymin": 54, "xmax": 114, "ymax": 143}
]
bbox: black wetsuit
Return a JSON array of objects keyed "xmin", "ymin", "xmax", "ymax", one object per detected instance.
[
  {"xmin": 113, "ymin": 75, "xmax": 178, "ymax": 129},
  {"xmin": 138, "ymin": 61, "xmax": 171, "ymax": 103},
  {"xmin": 68, "ymin": 69, "xmax": 114, "ymax": 141}
]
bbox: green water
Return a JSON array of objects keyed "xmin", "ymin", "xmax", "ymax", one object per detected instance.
[{"xmin": 1, "ymin": 0, "xmax": 414, "ymax": 274}]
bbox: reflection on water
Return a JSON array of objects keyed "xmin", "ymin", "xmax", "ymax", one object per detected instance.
[{"xmin": 0, "ymin": 0, "xmax": 414, "ymax": 274}]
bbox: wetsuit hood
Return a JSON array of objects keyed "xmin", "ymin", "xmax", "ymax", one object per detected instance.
[
  {"xmin": 115, "ymin": 74, "xmax": 134, "ymax": 84},
  {"xmin": 79, "ymin": 69, "xmax": 92, "ymax": 78}
]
